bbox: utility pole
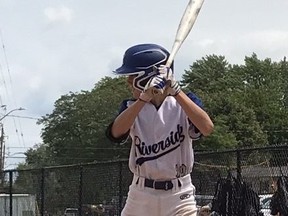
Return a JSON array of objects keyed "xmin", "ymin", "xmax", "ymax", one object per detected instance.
[
  {"xmin": 0, "ymin": 124, "xmax": 4, "ymax": 171},
  {"xmin": 0, "ymin": 123, "xmax": 4, "ymax": 189},
  {"xmin": 0, "ymin": 107, "xmax": 25, "ymax": 188}
]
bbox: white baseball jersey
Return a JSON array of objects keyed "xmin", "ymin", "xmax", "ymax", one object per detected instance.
[{"xmin": 117, "ymin": 92, "xmax": 202, "ymax": 181}]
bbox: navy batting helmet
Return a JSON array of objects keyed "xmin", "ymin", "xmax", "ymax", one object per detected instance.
[{"xmin": 114, "ymin": 43, "xmax": 173, "ymax": 91}]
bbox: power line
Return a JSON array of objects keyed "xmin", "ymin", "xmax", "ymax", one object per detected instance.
[
  {"xmin": 0, "ymin": 29, "xmax": 26, "ymax": 148},
  {"xmin": 6, "ymin": 114, "xmax": 41, "ymax": 120}
]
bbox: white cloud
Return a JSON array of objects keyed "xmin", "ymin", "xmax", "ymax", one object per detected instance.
[
  {"xmin": 244, "ymin": 30, "xmax": 288, "ymax": 51},
  {"xmin": 220, "ymin": 30, "xmax": 288, "ymax": 63},
  {"xmin": 44, "ymin": 6, "xmax": 73, "ymax": 23},
  {"xmin": 198, "ymin": 39, "xmax": 215, "ymax": 48},
  {"xmin": 28, "ymin": 76, "xmax": 42, "ymax": 89},
  {"xmin": 193, "ymin": 30, "xmax": 288, "ymax": 64}
]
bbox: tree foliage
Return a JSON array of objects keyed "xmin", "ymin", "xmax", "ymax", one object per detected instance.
[
  {"xmin": 30, "ymin": 76, "xmax": 131, "ymax": 166},
  {"xmin": 19, "ymin": 54, "xmax": 288, "ymax": 168},
  {"xmin": 182, "ymin": 54, "xmax": 288, "ymax": 151}
]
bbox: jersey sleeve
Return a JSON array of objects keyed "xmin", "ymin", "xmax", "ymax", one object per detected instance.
[
  {"xmin": 118, "ymin": 99, "xmax": 131, "ymax": 114},
  {"xmin": 187, "ymin": 92, "xmax": 204, "ymax": 109},
  {"xmin": 186, "ymin": 92, "xmax": 203, "ymax": 140},
  {"xmin": 105, "ymin": 99, "xmax": 133, "ymax": 143}
]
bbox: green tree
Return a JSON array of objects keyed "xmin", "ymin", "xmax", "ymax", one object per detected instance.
[
  {"xmin": 181, "ymin": 54, "xmax": 288, "ymax": 150},
  {"xmin": 238, "ymin": 54, "xmax": 288, "ymax": 146},
  {"xmin": 19, "ymin": 54, "xmax": 288, "ymax": 165},
  {"xmin": 35, "ymin": 76, "xmax": 131, "ymax": 166}
]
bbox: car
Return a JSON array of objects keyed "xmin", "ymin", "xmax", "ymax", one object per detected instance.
[
  {"xmin": 195, "ymin": 195, "xmax": 214, "ymax": 207},
  {"xmin": 195, "ymin": 195, "xmax": 214, "ymax": 215},
  {"xmin": 64, "ymin": 208, "xmax": 78, "ymax": 216}
]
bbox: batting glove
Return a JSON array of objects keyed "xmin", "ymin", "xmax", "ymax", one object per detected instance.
[
  {"xmin": 139, "ymin": 75, "xmax": 167, "ymax": 102},
  {"xmin": 158, "ymin": 65, "xmax": 181, "ymax": 96}
]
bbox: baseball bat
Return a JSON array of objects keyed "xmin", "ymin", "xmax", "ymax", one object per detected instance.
[
  {"xmin": 154, "ymin": 0, "xmax": 205, "ymax": 95},
  {"xmin": 166, "ymin": 0, "xmax": 205, "ymax": 68}
]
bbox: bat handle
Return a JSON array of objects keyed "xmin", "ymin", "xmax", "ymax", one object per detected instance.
[
  {"xmin": 152, "ymin": 64, "xmax": 172, "ymax": 95},
  {"xmin": 152, "ymin": 88, "xmax": 164, "ymax": 95}
]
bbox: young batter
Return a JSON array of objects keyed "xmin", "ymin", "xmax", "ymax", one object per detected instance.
[{"xmin": 106, "ymin": 43, "xmax": 214, "ymax": 216}]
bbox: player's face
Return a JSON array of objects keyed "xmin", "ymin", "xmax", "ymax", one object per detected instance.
[
  {"xmin": 127, "ymin": 75, "xmax": 135, "ymax": 86},
  {"xmin": 127, "ymin": 75, "xmax": 141, "ymax": 99}
]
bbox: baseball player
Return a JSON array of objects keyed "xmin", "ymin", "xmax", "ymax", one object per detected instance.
[{"xmin": 106, "ymin": 43, "xmax": 214, "ymax": 216}]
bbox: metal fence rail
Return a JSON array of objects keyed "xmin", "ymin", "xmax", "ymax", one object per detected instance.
[{"xmin": 1, "ymin": 145, "xmax": 287, "ymax": 216}]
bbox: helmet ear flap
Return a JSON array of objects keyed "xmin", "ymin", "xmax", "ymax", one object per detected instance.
[
  {"xmin": 133, "ymin": 69, "xmax": 157, "ymax": 91},
  {"xmin": 152, "ymin": 65, "xmax": 159, "ymax": 74},
  {"xmin": 133, "ymin": 76, "xmax": 149, "ymax": 91},
  {"xmin": 132, "ymin": 64, "xmax": 173, "ymax": 91},
  {"xmin": 114, "ymin": 44, "xmax": 173, "ymax": 91}
]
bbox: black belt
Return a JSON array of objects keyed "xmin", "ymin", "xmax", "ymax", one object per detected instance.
[{"xmin": 144, "ymin": 179, "xmax": 173, "ymax": 191}]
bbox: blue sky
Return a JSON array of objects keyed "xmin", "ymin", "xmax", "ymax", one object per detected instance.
[{"xmin": 0, "ymin": 0, "xmax": 287, "ymax": 169}]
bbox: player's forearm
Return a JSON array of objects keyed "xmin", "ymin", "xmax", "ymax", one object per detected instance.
[
  {"xmin": 111, "ymin": 99, "xmax": 146, "ymax": 138},
  {"xmin": 175, "ymin": 91, "xmax": 214, "ymax": 136}
]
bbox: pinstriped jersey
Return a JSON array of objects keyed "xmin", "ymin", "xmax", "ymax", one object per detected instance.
[{"xmin": 117, "ymin": 92, "xmax": 202, "ymax": 180}]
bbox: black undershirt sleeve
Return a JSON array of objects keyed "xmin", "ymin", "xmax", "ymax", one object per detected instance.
[{"xmin": 105, "ymin": 121, "xmax": 130, "ymax": 143}]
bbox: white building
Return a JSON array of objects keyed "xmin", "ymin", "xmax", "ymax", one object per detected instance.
[{"xmin": 0, "ymin": 193, "xmax": 37, "ymax": 216}]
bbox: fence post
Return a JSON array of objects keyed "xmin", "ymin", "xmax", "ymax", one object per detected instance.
[
  {"xmin": 78, "ymin": 166, "xmax": 83, "ymax": 216},
  {"xmin": 236, "ymin": 150, "xmax": 242, "ymax": 179},
  {"xmin": 118, "ymin": 161, "xmax": 123, "ymax": 215},
  {"xmin": 9, "ymin": 170, "xmax": 13, "ymax": 216},
  {"xmin": 40, "ymin": 168, "xmax": 45, "ymax": 216}
]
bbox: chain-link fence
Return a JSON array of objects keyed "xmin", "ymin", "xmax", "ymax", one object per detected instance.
[{"xmin": 1, "ymin": 145, "xmax": 288, "ymax": 216}]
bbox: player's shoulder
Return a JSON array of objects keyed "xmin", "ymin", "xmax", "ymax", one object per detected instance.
[
  {"xmin": 118, "ymin": 98, "xmax": 136, "ymax": 114},
  {"xmin": 120, "ymin": 98, "xmax": 136, "ymax": 106},
  {"xmin": 186, "ymin": 92, "xmax": 203, "ymax": 108}
]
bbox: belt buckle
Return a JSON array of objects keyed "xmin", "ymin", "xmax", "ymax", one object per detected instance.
[
  {"xmin": 151, "ymin": 180, "xmax": 172, "ymax": 190},
  {"xmin": 164, "ymin": 181, "xmax": 169, "ymax": 191}
]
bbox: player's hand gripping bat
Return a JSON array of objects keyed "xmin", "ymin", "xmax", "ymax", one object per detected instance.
[{"xmin": 154, "ymin": 0, "xmax": 205, "ymax": 95}]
